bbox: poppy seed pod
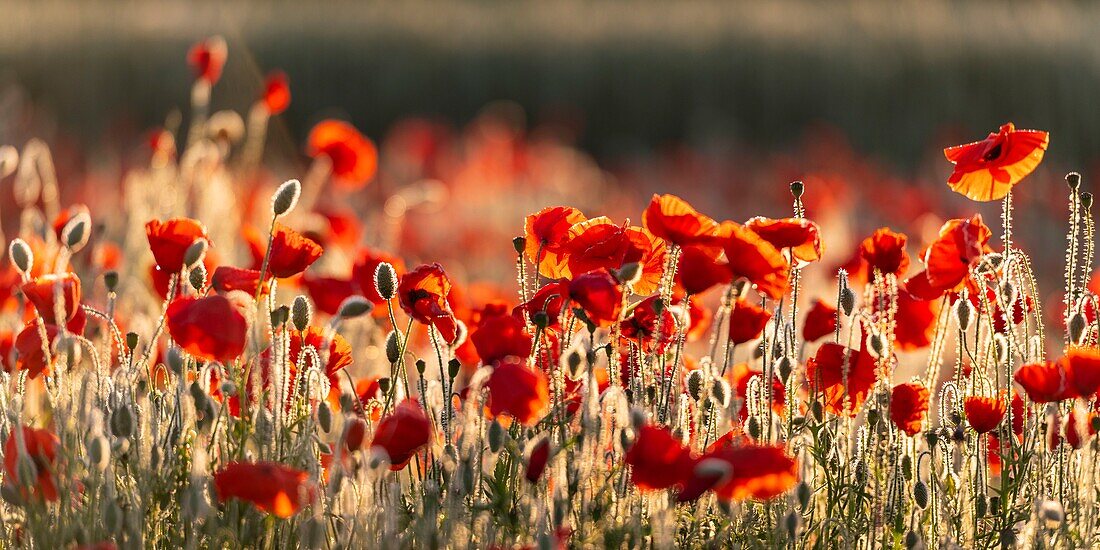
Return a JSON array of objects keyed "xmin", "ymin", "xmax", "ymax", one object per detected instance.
[
  {"xmin": 111, "ymin": 404, "xmax": 134, "ymax": 439},
  {"xmin": 1082, "ymin": 192, "xmax": 1094, "ymax": 210},
  {"xmin": 316, "ymin": 402, "xmax": 332, "ymax": 433},
  {"xmin": 269, "ymin": 305, "xmax": 289, "ymax": 327},
  {"xmin": 62, "ymin": 212, "xmax": 91, "ymax": 251},
  {"xmin": 796, "ymin": 481, "xmax": 811, "ymax": 510},
  {"xmin": 1067, "ymin": 172, "xmax": 1082, "ymax": 191},
  {"xmin": 103, "ymin": 270, "xmax": 119, "ymax": 292},
  {"xmin": 615, "ymin": 262, "xmax": 643, "ymax": 286},
  {"xmin": 839, "ymin": 286, "xmax": 856, "ymax": 316},
  {"xmin": 126, "ymin": 332, "xmax": 139, "ymax": 351},
  {"xmin": 999, "ymin": 280, "xmax": 1017, "ymax": 306},
  {"xmin": 686, "ymin": 369, "xmax": 705, "ymax": 401},
  {"xmin": 512, "ymin": 236, "xmax": 526, "ymax": 254},
  {"xmin": 271, "ymin": 179, "xmax": 302, "ymax": 217},
  {"xmin": 167, "ymin": 347, "xmax": 185, "ymax": 376},
  {"xmin": 790, "ymin": 180, "xmax": 804, "ymax": 198},
  {"xmin": 374, "ymin": 262, "xmax": 398, "ymax": 301},
  {"xmin": 385, "ymin": 331, "xmax": 403, "ymax": 364},
  {"xmin": 337, "ymin": 296, "xmax": 373, "ymax": 318},
  {"xmin": 8, "ymin": 238, "xmax": 32, "ymax": 274},
  {"xmin": 447, "ymin": 358, "xmax": 461, "ymax": 380},
  {"xmin": 867, "ymin": 332, "xmax": 886, "ymax": 358},
  {"xmin": 913, "ymin": 480, "xmax": 929, "ymax": 509},
  {"xmin": 291, "ymin": 295, "xmax": 312, "ymax": 331},
  {"xmin": 487, "ymin": 420, "xmax": 505, "ymax": 453},
  {"xmin": 415, "ymin": 359, "xmax": 426, "ymax": 375},
  {"xmin": 775, "ymin": 356, "xmax": 793, "ymax": 382}
]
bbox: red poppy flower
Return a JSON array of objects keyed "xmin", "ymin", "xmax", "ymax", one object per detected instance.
[
  {"xmin": 525, "ymin": 206, "xmax": 586, "ymax": 278},
  {"xmin": 471, "ymin": 312, "xmax": 532, "ymax": 365},
  {"xmin": 371, "ymin": 399, "xmax": 433, "ymax": 470},
  {"xmin": 525, "ymin": 437, "xmax": 551, "ymax": 483},
  {"xmin": 642, "ymin": 194, "xmax": 719, "ymax": 247},
  {"xmin": 802, "ymin": 299, "xmax": 837, "ymax": 342},
  {"xmin": 1061, "ymin": 348, "xmax": 1100, "ymax": 398},
  {"xmin": 860, "ymin": 228, "xmax": 909, "ymax": 278},
  {"xmin": 350, "ymin": 247, "xmax": 406, "ymax": 306},
  {"xmin": 302, "ymin": 275, "xmax": 358, "ymax": 316},
  {"xmin": 3, "ymin": 426, "xmax": 59, "ymax": 502},
  {"xmin": 255, "ymin": 224, "xmax": 323, "ymax": 279},
  {"xmin": 924, "ymin": 215, "xmax": 993, "ymax": 292},
  {"xmin": 805, "ymin": 338, "xmax": 879, "ymax": 417},
  {"xmin": 14, "ymin": 311, "xmax": 88, "ymax": 378},
  {"xmin": 892, "ymin": 286, "xmax": 939, "ymax": 351},
  {"xmin": 1014, "ymin": 361, "xmax": 1072, "ymax": 403},
  {"xmin": 680, "ymin": 440, "xmax": 797, "ymax": 503},
  {"xmin": 903, "ymin": 271, "xmax": 945, "ymax": 301},
  {"xmin": 675, "ymin": 245, "xmax": 733, "ymax": 296},
  {"xmin": 621, "ymin": 295, "xmax": 677, "ymax": 350},
  {"xmin": 398, "ymin": 263, "xmax": 458, "ymax": 343},
  {"xmin": 944, "ymin": 123, "xmax": 1049, "ymax": 202},
  {"xmin": 744, "ymin": 217, "xmax": 824, "ymax": 265},
  {"xmin": 624, "ymin": 424, "xmax": 695, "ymax": 491},
  {"xmin": 561, "ymin": 218, "xmax": 667, "ymax": 295},
  {"xmin": 722, "ymin": 223, "xmax": 789, "ymax": 300},
  {"xmin": 21, "ymin": 273, "xmax": 81, "ymax": 324},
  {"xmin": 211, "ymin": 266, "xmax": 266, "ymax": 296},
  {"xmin": 515, "ymin": 280, "xmax": 570, "ymax": 327},
  {"xmin": 567, "ymin": 269, "xmax": 624, "ymax": 326},
  {"xmin": 727, "ymin": 299, "xmax": 771, "ymax": 345},
  {"xmin": 260, "ymin": 71, "xmax": 290, "ymax": 115},
  {"xmin": 965, "ymin": 395, "xmax": 1006, "ymax": 434},
  {"xmin": 289, "ymin": 326, "xmax": 353, "ymax": 387},
  {"xmin": 146, "ymin": 218, "xmax": 209, "ymax": 273},
  {"xmin": 187, "ymin": 37, "xmax": 227, "ymax": 84},
  {"xmin": 487, "ymin": 358, "xmax": 550, "ymax": 426},
  {"xmin": 213, "ymin": 461, "xmax": 316, "ymax": 518},
  {"xmin": 307, "ymin": 120, "xmax": 378, "ymax": 189},
  {"xmin": 166, "ymin": 295, "xmax": 249, "ymax": 362},
  {"xmin": 890, "ymin": 382, "xmax": 929, "ymax": 436}
]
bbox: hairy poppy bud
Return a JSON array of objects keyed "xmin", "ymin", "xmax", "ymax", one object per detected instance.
[
  {"xmin": 103, "ymin": 270, "xmax": 119, "ymax": 292},
  {"xmin": 867, "ymin": 332, "xmax": 886, "ymax": 358},
  {"xmin": 1039, "ymin": 500, "xmax": 1064, "ymax": 528},
  {"xmin": 955, "ymin": 298, "xmax": 972, "ymax": 331},
  {"xmin": 1067, "ymin": 172, "xmax": 1082, "ymax": 191},
  {"xmin": 375, "ymin": 262, "xmax": 397, "ymax": 301},
  {"xmin": 1083, "ymin": 192, "xmax": 1094, "ymax": 210},
  {"xmin": 796, "ymin": 481, "xmax": 811, "ymax": 510},
  {"xmin": 8, "ymin": 238, "xmax": 32, "ymax": 274},
  {"xmin": 775, "ymin": 357, "xmax": 793, "ymax": 382},
  {"xmin": 316, "ymin": 402, "xmax": 332, "ymax": 433},
  {"xmin": 189, "ymin": 264, "xmax": 207, "ymax": 291},
  {"xmin": 219, "ymin": 380, "xmax": 237, "ymax": 397},
  {"xmin": 415, "ymin": 359, "xmax": 426, "ymax": 375},
  {"xmin": 686, "ymin": 369, "xmax": 705, "ymax": 401},
  {"xmin": 710, "ymin": 378, "xmax": 731, "ymax": 407},
  {"xmin": 87, "ymin": 435, "xmax": 109, "ymax": 472},
  {"xmin": 183, "ymin": 239, "xmax": 207, "ymax": 268},
  {"xmin": 337, "ymin": 296, "xmax": 373, "ymax": 319},
  {"xmin": 839, "ymin": 286, "xmax": 855, "ymax": 316},
  {"xmin": 512, "ymin": 236, "xmax": 526, "ymax": 254},
  {"xmin": 532, "ymin": 311, "xmax": 550, "ymax": 329},
  {"xmin": 999, "ymin": 280, "xmax": 1017, "ymax": 306},
  {"xmin": 904, "ymin": 531, "xmax": 921, "ymax": 549},
  {"xmin": 167, "ymin": 347, "xmax": 185, "ymax": 376},
  {"xmin": 488, "ymin": 420, "xmax": 505, "ymax": 453},
  {"xmin": 385, "ymin": 331, "xmax": 403, "ymax": 364},
  {"xmin": 292, "ymin": 295, "xmax": 312, "ymax": 331},
  {"xmin": 111, "ymin": 404, "xmax": 134, "ymax": 439},
  {"xmin": 913, "ymin": 480, "xmax": 928, "ymax": 509},
  {"xmin": 1069, "ymin": 313, "xmax": 1087, "ymax": 345},
  {"xmin": 992, "ymin": 333, "xmax": 1008, "ymax": 365},
  {"xmin": 62, "ymin": 212, "xmax": 91, "ymax": 251},
  {"xmin": 377, "ymin": 377, "xmax": 391, "ymax": 395},
  {"xmin": 271, "ymin": 179, "xmax": 302, "ymax": 217},
  {"xmin": 615, "ymin": 262, "xmax": 643, "ymax": 286},
  {"xmin": 447, "ymin": 358, "xmax": 461, "ymax": 380}
]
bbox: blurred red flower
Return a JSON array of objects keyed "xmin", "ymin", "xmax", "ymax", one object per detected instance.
[
  {"xmin": 307, "ymin": 120, "xmax": 378, "ymax": 189},
  {"xmin": 371, "ymin": 399, "xmax": 432, "ymax": 470},
  {"xmin": 680, "ymin": 440, "xmax": 797, "ymax": 502},
  {"xmin": 859, "ymin": 228, "xmax": 909, "ymax": 278},
  {"xmin": 944, "ymin": 122, "xmax": 1049, "ymax": 202},
  {"xmin": 1014, "ymin": 360, "xmax": 1073, "ymax": 403},
  {"xmin": 722, "ymin": 223, "xmax": 789, "ymax": 300},
  {"xmin": 965, "ymin": 395, "xmax": 1006, "ymax": 434},
  {"xmin": 802, "ymin": 299, "xmax": 837, "ymax": 343},
  {"xmin": 211, "ymin": 266, "xmax": 266, "ymax": 296},
  {"xmin": 890, "ymin": 382, "xmax": 929, "ymax": 436},
  {"xmin": 525, "ymin": 206, "xmax": 586, "ymax": 278},
  {"xmin": 727, "ymin": 299, "xmax": 771, "ymax": 345},
  {"xmin": 213, "ymin": 461, "xmax": 316, "ymax": 518},
  {"xmin": 187, "ymin": 36, "xmax": 227, "ymax": 85},
  {"xmin": 675, "ymin": 245, "xmax": 732, "ymax": 296},
  {"xmin": 22, "ymin": 273, "xmax": 81, "ymax": 324},
  {"xmin": 3, "ymin": 426, "xmax": 59, "ymax": 502},
  {"xmin": 256, "ymin": 224, "xmax": 323, "ymax": 279},
  {"xmin": 166, "ymin": 295, "xmax": 249, "ymax": 362},
  {"xmin": 471, "ymin": 312, "xmax": 532, "ymax": 365},
  {"xmin": 642, "ymin": 194, "xmax": 718, "ymax": 247},
  {"xmin": 260, "ymin": 71, "xmax": 291, "ymax": 115},
  {"xmin": 487, "ymin": 358, "xmax": 550, "ymax": 426},
  {"xmin": 806, "ymin": 338, "xmax": 879, "ymax": 417},
  {"xmin": 567, "ymin": 269, "xmax": 624, "ymax": 326},
  {"xmin": 624, "ymin": 424, "xmax": 694, "ymax": 491},
  {"xmin": 146, "ymin": 218, "xmax": 208, "ymax": 273}
]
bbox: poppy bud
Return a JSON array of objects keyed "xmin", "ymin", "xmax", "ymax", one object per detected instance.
[
  {"xmin": 992, "ymin": 333, "xmax": 1008, "ymax": 365},
  {"xmin": 1069, "ymin": 313, "xmax": 1087, "ymax": 345},
  {"xmin": 998, "ymin": 529, "xmax": 1016, "ymax": 547},
  {"xmin": 291, "ymin": 295, "xmax": 312, "ymax": 331},
  {"xmin": 8, "ymin": 238, "xmax": 32, "ymax": 274},
  {"xmin": 955, "ymin": 298, "xmax": 972, "ymax": 331},
  {"xmin": 839, "ymin": 286, "xmax": 855, "ymax": 316},
  {"xmin": 1083, "ymin": 192, "xmax": 1094, "ymax": 210},
  {"xmin": 989, "ymin": 496, "xmax": 1000, "ymax": 514},
  {"xmin": 111, "ymin": 404, "xmax": 134, "ymax": 439},
  {"xmin": 488, "ymin": 419, "xmax": 505, "ymax": 453},
  {"xmin": 796, "ymin": 481, "xmax": 811, "ymax": 510},
  {"xmin": 1039, "ymin": 500, "xmax": 1064, "ymax": 528},
  {"xmin": 183, "ymin": 239, "xmax": 207, "ymax": 268},
  {"xmin": 867, "ymin": 332, "xmax": 886, "ymax": 358},
  {"xmin": 126, "ymin": 332, "xmax": 139, "ymax": 351},
  {"xmin": 747, "ymin": 416, "xmax": 761, "ymax": 439},
  {"xmin": 512, "ymin": 236, "xmax": 526, "ymax": 254},
  {"xmin": 630, "ymin": 407, "xmax": 647, "ymax": 430},
  {"xmin": 854, "ymin": 460, "xmax": 868, "ymax": 485},
  {"xmin": 316, "ymin": 402, "xmax": 332, "ymax": 433},
  {"xmin": 811, "ymin": 401, "xmax": 824, "ymax": 422},
  {"xmin": 561, "ymin": 347, "xmax": 584, "ymax": 380},
  {"xmin": 374, "ymin": 262, "xmax": 398, "ymax": 301},
  {"xmin": 87, "ymin": 435, "xmax": 109, "ymax": 472},
  {"xmin": 975, "ymin": 494, "xmax": 987, "ymax": 517},
  {"xmin": 904, "ymin": 531, "xmax": 921, "ymax": 550},
  {"xmin": 338, "ymin": 393, "xmax": 356, "ymax": 413},
  {"xmin": 615, "ymin": 262, "xmax": 643, "ymax": 286},
  {"xmin": 377, "ymin": 377, "xmax": 391, "ymax": 395},
  {"xmin": 775, "ymin": 357, "xmax": 793, "ymax": 382},
  {"xmin": 925, "ymin": 431, "xmax": 939, "ymax": 448},
  {"xmin": 415, "ymin": 359, "xmax": 427, "ymax": 375},
  {"xmin": 272, "ymin": 179, "xmax": 302, "ymax": 217},
  {"xmin": 167, "ymin": 347, "xmax": 185, "ymax": 376},
  {"xmin": 913, "ymin": 480, "xmax": 928, "ymax": 509},
  {"xmin": 0, "ymin": 484, "xmax": 22, "ymax": 506},
  {"xmin": 102, "ymin": 501, "xmax": 123, "ymax": 534},
  {"xmin": 385, "ymin": 331, "xmax": 403, "ymax": 364},
  {"xmin": 999, "ymin": 280, "xmax": 1017, "ymax": 306},
  {"xmin": 1067, "ymin": 172, "xmax": 1082, "ymax": 191},
  {"xmin": 298, "ymin": 517, "xmax": 325, "ymax": 550},
  {"xmin": 710, "ymin": 378, "xmax": 731, "ymax": 407},
  {"xmin": 189, "ymin": 264, "xmax": 207, "ymax": 291},
  {"xmin": 62, "ymin": 212, "xmax": 91, "ymax": 251},
  {"xmin": 686, "ymin": 369, "xmax": 705, "ymax": 401},
  {"xmin": 103, "ymin": 270, "xmax": 119, "ymax": 292},
  {"xmin": 447, "ymin": 358, "xmax": 461, "ymax": 380},
  {"xmin": 220, "ymin": 380, "xmax": 237, "ymax": 397},
  {"xmin": 790, "ymin": 180, "xmax": 804, "ymax": 198},
  {"xmin": 532, "ymin": 311, "xmax": 550, "ymax": 329},
  {"xmin": 337, "ymin": 296, "xmax": 373, "ymax": 318},
  {"xmin": 783, "ymin": 510, "xmax": 800, "ymax": 538}
]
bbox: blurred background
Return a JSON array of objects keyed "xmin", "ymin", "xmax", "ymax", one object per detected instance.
[{"xmin": 0, "ymin": 0, "xmax": 1098, "ymax": 298}]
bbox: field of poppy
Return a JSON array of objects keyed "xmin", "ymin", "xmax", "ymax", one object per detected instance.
[{"xmin": 0, "ymin": 36, "xmax": 1098, "ymax": 550}]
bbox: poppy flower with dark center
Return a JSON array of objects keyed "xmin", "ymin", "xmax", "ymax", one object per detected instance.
[
  {"xmin": 965, "ymin": 395, "xmax": 1007, "ymax": 434},
  {"xmin": 3, "ymin": 426, "xmax": 60, "ymax": 502},
  {"xmin": 166, "ymin": 294, "xmax": 249, "ymax": 362},
  {"xmin": 727, "ymin": 299, "xmax": 771, "ymax": 345},
  {"xmin": 806, "ymin": 337, "xmax": 880, "ymax": 417},
  {"xmin": 213, "ymin": 461, "xmax": 316, "ymax": 518},
  {"xmin": 721, "ymin": 222, "xmax": 789, "ymax": 300},
  {"xmin": 307, "ymin": 120, "xmax": 378, "ymax": 189},
  {"xmin": 859, "ymin": 228, "xmax": 909, "ymax": 278},
  {"xmin": 398, "ymin": 263, "xmax": 458, "ymax": 343},
  {"xmin": 890, "ymin": 382, "xmax": 929, "ymax": 436},
  {"xmin": 923, "ymin": 215, "xmax": 993, "ymax": 292},
  {"xmin": 525, "ymin": 205, "xmax": 586, "ymax": 279},
  {"xmin": 146, "ymin": 217, "xmax": 209, "ymax": 274},
  {"xmin": 744, "ymin": 216, "xmax": 824, "ymax": 265},
  {"xmin": 642, "ymin": 194, "xmax": 719, "ymax": 248},
  {"xmin": 254, "ymin": 223, "xmax": 323, "ymax": 279},
  {"xmin": 944, "ymin": 123, "xmax": 1049, "ymax": 202},
  {"xmin": 624, "ymin": 424, "xmax": 695, "ymax": 491},
  {"xmin": 211, "ymin": 266, "xmax": 266, "ymax": 296},
  {"xmin": 567, "ymin": 269, "xmax": 624, "ymax": 326},
  {"xmin": 675, "ymin": 244, "xmax": 733, "ymax": 296},
  {"xmin": 288, "ymin": 326, "xmax": 353, "ymax": 388},
  {"xmin": 22, "ymin": 272, "xmax": 81, "ymax": 324},
  {"xmin": 679, "ymin": 440, "xmax": 797, "ymax": 503},
  {"xmin": 187, "ymin": 36, "xmax": 227, "ymax": 84},
  {"xmin": 802, "ymin": 299, "xmax": 837, "ymax": 343},
  {"xmin": 1014, "ymin": 360, "xmax": 1073, "ymax": 403},
  {"xmin": 371, "ymin": 399, "xmax": 432, "ymax": 470},
  {"xmin": 487, "ymin": 358, "xmax": 550, "ymax": 426},
  {"xmin": 470, "ymin": 312, "xmax": 533, "ymax": 365},
  {"xmin": 260, "ymin": 71, "xmax": 290, "ymax": 115}
]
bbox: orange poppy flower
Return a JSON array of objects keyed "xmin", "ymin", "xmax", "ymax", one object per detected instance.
[
  {"xmin": 721, "ymin": 223, "xmax": 789, "ymax": 300},
  {"xmin": 964, "ymin": 395, "xmax": 1006, "ymax": 434},
  {"xmin": 923, "ymin": 215, "xmax": 993, "ymax": 292},
  {"xmin": 890, "ymin": 382, "xmax": 929, "ymax": 436},
  {"xmin": 744, "ymin": 217, "xmax": 824, "ymax": 265},
  {"xmin": 260, "ymin": 71, "xmax": 290, "ymax": 115},
  {"xmin": 307, "ymin": 120, "xmax": 378, "ymax": 189},
  {"xmin": 1013, "ymin": 361, "xmax": 1071, "ymax": 403},
  {"xmin": 470, "ymin": 312, "xmax": 532, "ymax": 365},
  {"xmin": 213, "ymin": 461, "xmax": 316, "ymax": 518},
  {"xmin": 302, "ymin": 274, "xmax": 358, "ymax": 316},
  {"xmin": 254, "ymin": 224, "xmax": 323, "ymax": 279},
  {"xmin": 679, "ymin": 440, "xmax": 797, "ymax": 503},
  {"xmin": 944, "ymin": 123, "xmax": 1049, "ymax": 202},
  {"xmin": 288, "ymin": 326, "xmax": 353, "ymax": 388},
  {"xmin": 398, "ymin": 263, "xmax": 458, "ymax": 343},
  {"xmin": 806, "ymin": 339, "xmax": 879, "ymax": 417},
  {"xmin": 624, "ymin": 424, "xmax": 695, "ymax": 491},
  {"xmin": 642, "ymin": 194, "xmax": 719, "ymax": 247},
  {"xmin": 371, "ymin": 399, "xmax": 432, "ymax": 470},
  {"xmin": 1061, "ymin": 348, "xmax": 1100, "ymax": 398},
  {"xmin": 187, "ymin": 37, "xmax": 227, "ymax": 85},
  {"xmin": 21, "ymin": 273, "xmax": 81, "ymax": 324},
  {"xmin": 3, "ymin": 426, "xmax": 59, "ymax": 502},
  {"xmin": 567, "ymin": 269, "xmax": 624, "ymax": 326},
  {"xmin": 166, "ymin": 295, "xmax": 249, "ymax": 362},
  {"xmin": 727, "ymin": 299, "xmax": 771, "ymax": 345},
  {"xmin": 675, "ymin": 245, "xmax": 733, "ymax": 296},
  {"xmin": 891, "ymin": 286, "xmax": 939, "ymax": 351},
  {"xmin": 146, "ymin": 218, "xmax": 209, "ymax": 274},
  {"xmin": 802, "ymin": 299, "xmax": 837, "ymax": 343},
  {"xmin": 561, "ymin": 218, "xmax": 667, "ymax": 295},
  {"xmin": 211, "ymin": 266, "xmax": 266, "ymax": 296},
  {"xmin": 487, "ymin": 358, "xmax": 550, "ymax": 426},
  {"xmin": 524, "ymin": 206, "xmax": 586, "ymax": 278},
  {"xmin": 860, "ymin": 228, "xmax": 909, "ymax": 278}
]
